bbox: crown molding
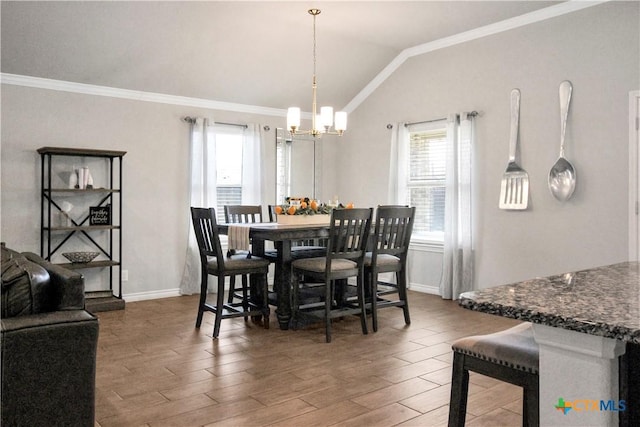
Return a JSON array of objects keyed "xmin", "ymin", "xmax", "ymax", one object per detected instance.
[
  {"xmin": 343, "ymin": 0, "xmax": 609, "ymax": 113},
  {"xmin": 1, "ymin": 1, "xmax": 607, "ymax": 116},
  {"xmin": 0, "ymin": 73, "xmax": 287, "ymax": 117}
]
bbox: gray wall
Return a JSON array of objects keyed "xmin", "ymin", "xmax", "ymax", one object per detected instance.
[
  {"xmin": 0, "ymin": 86, "xmax": 283, "ymax": 297},
  {"xmin": 334, "ymin": 2, "xmax": 639, "ymax": 290},
  {"xmin": 2, "ymin": 1, "xmax": 638, "ymax": 298}
]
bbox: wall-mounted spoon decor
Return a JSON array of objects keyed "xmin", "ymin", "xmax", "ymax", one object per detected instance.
[{"xmin": 548, "ymin": 80, "xmax": 576, "ymax": 201}]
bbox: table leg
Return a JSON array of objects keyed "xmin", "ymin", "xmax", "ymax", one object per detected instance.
[
  {"xmin": 250, "ymin": 238, "xmax": 266, "ymax": 323},
  {"xmin": 274, "ymin": 240, "xmax": 293, "ymax": 330}
]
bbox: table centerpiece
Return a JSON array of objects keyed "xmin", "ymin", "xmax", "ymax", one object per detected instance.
[{"xmin": 274, "ymin": 197, "xmax": 347, "ymax": 225}]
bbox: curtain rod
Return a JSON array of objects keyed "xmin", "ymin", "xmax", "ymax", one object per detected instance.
[
  {"xmin": 404, "ymin": 111, "xmax": 478, "ymax": 128},
  {"xmin": 181, "ymin": 116, "xmax": 248, "ymax": 129}
]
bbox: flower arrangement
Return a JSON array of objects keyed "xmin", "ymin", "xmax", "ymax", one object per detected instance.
[{"xmin": 275, "ymin": 197, "xmax": 352, "ymax": 215}]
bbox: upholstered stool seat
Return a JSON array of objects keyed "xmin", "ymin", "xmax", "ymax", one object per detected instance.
[{"xmin": 448, "ymin": 322, "xmax": 539, "ymax": 427}]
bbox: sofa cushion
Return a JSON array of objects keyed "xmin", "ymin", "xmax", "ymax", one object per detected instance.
[{"xmin": 1, "ymin": 255, "xmax": 52, "ymax": 318}]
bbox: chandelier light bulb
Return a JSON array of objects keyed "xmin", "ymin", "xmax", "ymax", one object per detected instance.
[
  {"xmin": 320, "ymin": 107, "xmax": 333, "ymax": 128},
  {"xmin": 334, "ymin": 111, "xmax": 347, "ymax": 133},
  {"xmin": 287, "ymin": 107, "xmax": 301, "ymax": 132}
]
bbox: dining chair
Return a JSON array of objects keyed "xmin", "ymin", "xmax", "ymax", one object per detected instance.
[
  {"xmin": 291, "ymin": 207, "xmax": 373, "ymax": 343},
  {"xmin": 267, "ymin": 204, "xmax": 328, "ymax": 257},
  {"xmin": 190, "ymin": 207, "xmax": 270, "ymax": 338},
  {"xmin": 364, "ymin": 205, "xmax": 415, "ymax": 332},
  {"xmin": 224, "ymin": 205, "xmax": 264, "ymax": 224},
  {"xmin": 223, "ymin": 205, "xmax": 266, "ymax": 304}
]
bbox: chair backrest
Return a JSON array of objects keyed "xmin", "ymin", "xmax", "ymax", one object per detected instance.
[
  {"xmin": 371, "ymin": 205, "xmax": 415, "ymax": 263},
  {"xmin": 224, "ymin": 205, "xmax": 263, "ymax": 224},
  {"xmin": 326, "ymin": 207, "xmax": 373, "ymax": 265},
  {"xmin": 191, "ymin": 207, "xmax": 225, "ymax": 269},
  {"xmin": 267, "ymin": 205, "xmax": 277, "ymax": 222}
]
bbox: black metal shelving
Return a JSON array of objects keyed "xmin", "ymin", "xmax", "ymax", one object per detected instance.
[{"xmin": 38, "ymin": 147, "xmax": 126, "ymax": 306}]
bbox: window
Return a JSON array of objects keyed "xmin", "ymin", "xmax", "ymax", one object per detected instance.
[
  {"xmin": 404, "ymin": 122, "xmax": 447, "ymax": 243},
  {"xmin": 213, "ymin": 128, "xmax": 243, "ymax": 222}
]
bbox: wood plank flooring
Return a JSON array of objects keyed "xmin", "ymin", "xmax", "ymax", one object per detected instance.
[{"xmin": 94, "ymin": 291, "xmax": 524, "ymax": 427}]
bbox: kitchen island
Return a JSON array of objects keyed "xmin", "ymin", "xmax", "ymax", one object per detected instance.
[{"xmin": 459, "ymin": 261, "xmax": 639, "ymax": 426}]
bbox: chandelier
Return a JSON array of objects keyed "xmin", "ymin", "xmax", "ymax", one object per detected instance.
[{"xmin": 287, "ymin": 9, "xmax": 347, "ymax": 137}]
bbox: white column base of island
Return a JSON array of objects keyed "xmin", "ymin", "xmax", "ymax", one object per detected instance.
[{"xmin": 533, "ymin": 324, "xmax": 626, "ymax": 427}]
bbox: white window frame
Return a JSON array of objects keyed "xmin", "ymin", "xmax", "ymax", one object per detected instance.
[
  {"xmin": 404, "ymin": 120, "xmax": 448, "ymax": 246},
  {"xmin": 212, "ymin": 125, "xmax": 244, "ymax": 223}
]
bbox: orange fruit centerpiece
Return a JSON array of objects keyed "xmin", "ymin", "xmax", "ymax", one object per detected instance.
[
  {"xmin": 346, "ymin": 202, "xmax": 354, "ymax": 209},
  {"xmin": 300, "ymin": 201, "xmax": 307, "ymax": 209},
  {"xmin": 310, "ymin": 200, "xmax": 318, "ymax": 211},
  {"xmin": 287, "ymin": 205, "xmax": 297, "ymax": 215},
  {"xmin": 274, "ymin": 206, "xmax": 283, "ymax": 215}
]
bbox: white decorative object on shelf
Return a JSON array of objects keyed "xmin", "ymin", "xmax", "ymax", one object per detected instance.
[
  {"xmin": 68, "ymin": 167, "xmax": 78, "ymax": 189},
  {"xmin": 60, "ymin": 201, "xmax": 73, "ymax": 227},
  {"xmin": 77, "ymin": 167, "xmax": 85, "ymax": 189}
]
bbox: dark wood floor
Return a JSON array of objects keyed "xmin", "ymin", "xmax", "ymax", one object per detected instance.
[{"xmin": 94, "ymin": 291, "xmax": 524, "ymax": 427}]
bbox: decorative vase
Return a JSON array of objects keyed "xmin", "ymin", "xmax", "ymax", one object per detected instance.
[{"xmin": 69, "ymin": 169, "xmax": 78, "ymax": 189}]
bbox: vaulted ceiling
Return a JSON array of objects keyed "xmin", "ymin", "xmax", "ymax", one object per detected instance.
[{"xmin": 2, "ymin": 1, "xmax": 564, "ymax": 113}]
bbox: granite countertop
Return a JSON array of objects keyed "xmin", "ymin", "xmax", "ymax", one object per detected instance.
[{"xmin": 459, "ymin": 261, "xmax": 640, "ymax": 344}]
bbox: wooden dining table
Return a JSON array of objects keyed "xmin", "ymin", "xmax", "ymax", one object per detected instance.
[{"xmin": 218, "ymin": 222, "xmax": 331, "ymax": 330}]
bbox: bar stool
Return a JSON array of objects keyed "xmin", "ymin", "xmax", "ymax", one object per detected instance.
[{"xmin": 448, "ymin": 322, "xmax": 539, "ymax": 427}]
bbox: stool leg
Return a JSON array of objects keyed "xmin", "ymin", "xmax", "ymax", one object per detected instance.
[
  {"xmin": 196, "ymin": 268, "xmax": 208, "ymax": 328},
  {"xmin": 227, "ymin": 276, "xmax": 236, "ymax": 303},
  {"xmin": 212, "ymin": 276, "xmax": 226, "ymax": 339},
  {"xmin": 325, "ymin": 279, "xmax": 332, "ymax": 343},
  {"xmin": 370, "ymin": 270, "xmax": 379, "ymax": 332},
  {"xmin": 523, "ymin": 376, "xmax": 539, "ymax": 427},
  {"xmin": 449, "ymin": 352, "xmax": 470, "ymax": 427},
  {"xmin": 261, "ymin": 273, "xmax": 270, "ymax": 329}
]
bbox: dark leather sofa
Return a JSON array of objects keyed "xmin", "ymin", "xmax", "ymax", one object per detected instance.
[{"xmin": 1, "ymin": 243, "xmax": 99, "ymax": 427}]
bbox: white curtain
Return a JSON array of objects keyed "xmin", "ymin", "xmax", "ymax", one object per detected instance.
[
  {"xmin": 386, "ymin": 122, "xmax": 412, "ymax": 287},
  {"xmin": 179, "ymin": 118, "xmax": 217, "ymax": 295},
  {"xmin": 387, "ymin": 122, "xmax": 408, "ymax": 205},
  {"xmin": 440, "ymin": 112, "xmax": 475, "ymax": 299},
  {"xmin": 241, "ymin": 123, "xmax": 268, "ymax": 205}
]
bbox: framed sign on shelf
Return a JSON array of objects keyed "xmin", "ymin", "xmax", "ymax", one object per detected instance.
[{"xmin": 89, "ymin": 205, "xmax": 111, "ymax": 226}]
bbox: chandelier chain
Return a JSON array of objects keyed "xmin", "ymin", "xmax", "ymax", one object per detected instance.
[
  {"xmin": 286, "ymin": 8, "xmax": 346, "ymax": 137},
  {"xmin": 313, "ymin": 11, "xmax": 317, "ymax": 80}
]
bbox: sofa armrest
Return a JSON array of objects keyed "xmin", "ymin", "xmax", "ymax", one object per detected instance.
[
  {"xmin": 1, "ymin": 310, "xmax": 99, "ymax": 426},
  {"xmin": 22, "ymin": 252, "xmax": 85, "ymax": 310}
]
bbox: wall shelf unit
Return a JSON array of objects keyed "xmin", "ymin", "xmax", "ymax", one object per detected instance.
[{"xmin": 38, "ymin": 147, "xmax": 126, "ymax": 310}]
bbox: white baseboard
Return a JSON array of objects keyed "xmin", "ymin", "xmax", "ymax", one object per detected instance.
[
  {"xmin": 123, "ymin": 288, "xmax": 183, "ymax": 302},
  {"xmin": 409, "ymin": 282, "xmax": 441, "ymax": 295},
  {"xmin": 122, "ymin": 280, "xmax": 441, "ymax": 303}
]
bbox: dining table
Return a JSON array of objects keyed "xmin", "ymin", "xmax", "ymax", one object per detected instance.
[
  {"xmin": 459, "ymin": 261, "xmax": 640, "ymax": 426},
  {"xmin": 218, "ymin": 221, "xmax": 331, "ymax": 330}
]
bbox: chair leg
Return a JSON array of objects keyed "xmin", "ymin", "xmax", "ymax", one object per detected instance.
[
  {"xmin": 291, "ymin": 271, "xmax": 300, "ymax": 329},
  {"xmin": 261, "ymin": 274, "xmax": 270, "ymax": 329},
  {"xmin": 370, "ymin": 270, "xmax": 379, "ymax": 332},
  {"xmin": 241, "ymin": 274, "xmax": 249, "ymax": 321},
  {"xmin": 212, "ymin": 276, "xmax": 226, "ymax": 339},
  {"xmin": 227, "ymin": 275, "xmax": 236, "ymax": 303},
  {"xmin": 325, "ymin": 279, "xmax": 332, "ymax": 343},
  {"xmin": 448, "ymin": 352, "xmax": 470, "ymax": 427},
  {"xmin": 196, "ymin": 268, "xmax": 208, "ymax": 328},
  {"xmin": 357, "ymin": 273, "xmax": 368, "ymax": 336},
  {"xmin": 397, "ymin": 270, "xmax": 411, "ymax": 325}
]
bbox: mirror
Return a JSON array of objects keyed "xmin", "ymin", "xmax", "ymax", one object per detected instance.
[{"xmin": 276, "ymin": 128, "xmax": 321, "ymax": 203}]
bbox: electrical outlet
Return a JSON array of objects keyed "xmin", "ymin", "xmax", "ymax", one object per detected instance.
[{"xmin": 122, "ymin": 270, "xmax": 128, "ymax": 282}]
